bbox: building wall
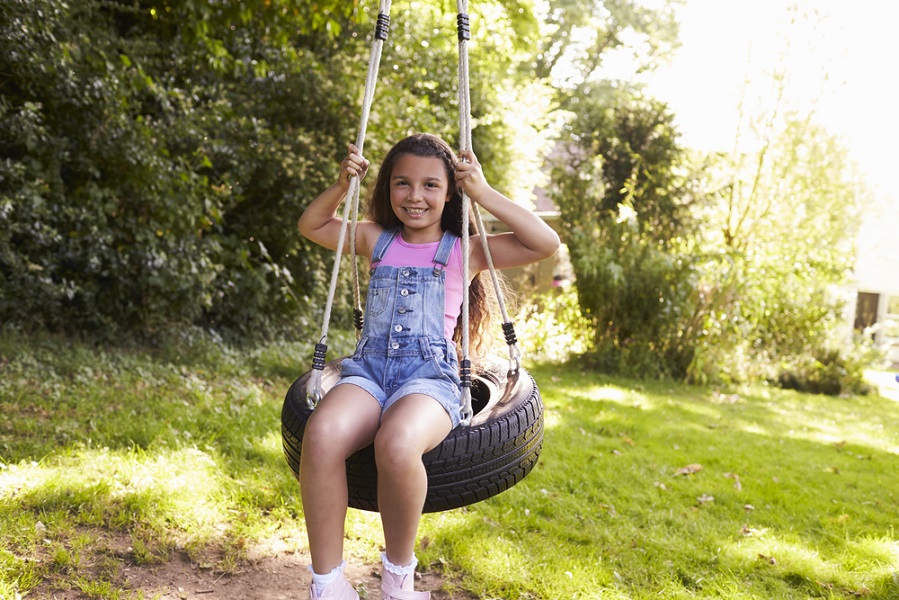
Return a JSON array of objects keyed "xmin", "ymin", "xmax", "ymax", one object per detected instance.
[{"xmin": 849, "ymin": 200, "xmax": 899, "ymax": 368}]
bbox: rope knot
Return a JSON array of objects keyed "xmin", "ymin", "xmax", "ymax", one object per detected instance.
[
  {"xmin": 375, "ymin": 12, "xmax": 391, "ymax": 41},
  {"xmin": 312, "ymin": 342, "xmax": 328, "ymax": 371},
  {"xmin": 456, "ymin": 13, "xmax": 471, "ymax": 42},
  {"xmin": 501, "ymin": 321, "xmax": 518, "ymax": 346}
]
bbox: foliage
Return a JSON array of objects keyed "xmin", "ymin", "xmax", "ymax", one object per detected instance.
[
  {"xmin": 685, "ymin": 115, "xmax": 868, "ymax": 387},
  {"xmin": 550, "ymin": 83, "xmax": 698, "ymax": 378},
  {"xmin": 0, "ymin": 0, "xmax": 543, "ymax": 341},
  {"xmin": 516, "ymin": 285, "xmax": 593, "ymax": 363},
  {"xmin": 0, "ymin": 0, "xmax": 362, "ymax": 339},
  {"xmin": 539, "ymin": 4, "xmax": 873, "ymax": 387},
  {"xmin": 1, "ymin": 0, "xmax": 870, "ymax": 389},
  {"xmin": 776, "ymin": 334, "xmax": 881, "ymax": 396},
  {"xmin": 576, "ymin": 222, "xmax": 698, "ymax": 378},
  {"xmin": 549, "ymin": 81, "xmax": 869, "ymax": 386},
  {"xmin": 534, "ymin": 0, "xmax": 681, "ymax": 85},
  {"xmin": 2, "ymin": 334, "xmax": 898, "ymax": 599},
  {"xmin": 668, "ymin": 7, "xmax": 873, "ymax": 387}
]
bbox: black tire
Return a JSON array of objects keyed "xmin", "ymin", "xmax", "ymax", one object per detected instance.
[{"xmin": 281, "ymin": 355, "xmax": 544, "ymax": 513}]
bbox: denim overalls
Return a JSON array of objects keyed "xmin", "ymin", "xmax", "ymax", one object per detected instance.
[{"xmin": 336, "ymin": 228, "xmax": 464, "ymax": 429}]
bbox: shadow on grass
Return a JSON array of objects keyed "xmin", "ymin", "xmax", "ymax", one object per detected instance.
[
  {"xmin": 3, "ymin": 339, "xmax": 898, "ymax": 599},
  {"xmin": 449, "ymin": 363, "xmax": 899, "ymax": 598},
  {"xmin": 0, "ymin": 335, "xmax": 317, "ymax": 598}
]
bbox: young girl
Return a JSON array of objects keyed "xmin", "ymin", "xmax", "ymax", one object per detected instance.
[{"xmin": 297, "ymin": 133, "xmax": 559, "ymax": 600}]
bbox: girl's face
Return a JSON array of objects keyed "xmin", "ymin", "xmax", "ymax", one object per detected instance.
[{"xmin": 389, "ymin": 153, "xmax": 452, "ymax": 243}]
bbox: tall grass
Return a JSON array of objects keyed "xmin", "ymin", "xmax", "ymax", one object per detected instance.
[{"xmin": 1, "ymin": 332, "xmax": 898, "ymax": 599}]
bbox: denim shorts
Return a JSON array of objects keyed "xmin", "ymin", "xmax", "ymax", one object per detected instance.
[{"xmin": 335, "ymin": 336, "xmax": 463, "ymax": 429}]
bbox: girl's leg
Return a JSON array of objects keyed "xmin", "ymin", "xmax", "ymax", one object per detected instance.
[
  {"xmin": 300, "ymin": 384, "xmax": 381, "ymax": 574},
  {"xmin": 374, "ymin": 394, "xmax": 452, "ymax": 566}
]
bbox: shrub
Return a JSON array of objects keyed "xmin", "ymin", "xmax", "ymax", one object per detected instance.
[
  {"xmin": 776, "ymin": 335, "xmax": 882, "ymax": 396},
  {"xmin": 516, "ymin": 285, "xmax": 594, "ymax": 363},
  {"xmin": 0, "ymin": 0, "xmax": 357, "ymax": 339},
  {"xmin": 549, "ymin": 84, "xmax": 699, "ymax": 378}
]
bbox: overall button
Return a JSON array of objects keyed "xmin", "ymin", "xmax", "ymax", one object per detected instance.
[
  {"xmin": 401, "ymin": 269, "xmax": 410, "ymax": 277},
  {"xmin": 394, "ymin": 325, "xmax": 402, "ymax": 332},
  {"xmin": 398, "ymin": 308, "xmax": 407, "ymax": 314},
  {"xmin": 391, "ymin": 342, "xmax": 400, "ymax": 350},
  {"xmin": 400, "ymin": 289, "xmax": 409, "ymax": 296}
]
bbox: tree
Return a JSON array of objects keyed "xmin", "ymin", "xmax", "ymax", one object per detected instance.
[
  {"xmin": 550, "ymin": 83, "xmax": 698, "ymax": 377},
  {"xmin": 679, "ymin": 4, "xmax": 871, "ymax": 387},
  {"xmin": 686, "ymin": 114, "xmax": 867, "ymax": 385},
  {"xmin": 0, "ymin": 0, "xmax": 366, "ymax": 337},
  {"xmin": 534, "ymin": 0, "xmax": 680, "ymax": 85},
  {"xmin": 0, "ymin": 0, "xmax": 540, "ymax": 340}
]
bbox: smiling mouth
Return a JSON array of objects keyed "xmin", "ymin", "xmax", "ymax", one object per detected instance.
[{"xmin": 403, "ymin": 207, "xmax": 428, "ymax": 216}]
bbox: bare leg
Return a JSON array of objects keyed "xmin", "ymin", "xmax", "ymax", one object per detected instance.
[
  {"xmin": 375, "ymin": 394, "xmax": 452, "ymax": 566},
  {"xmin": 300, "ymin": 384, "xmax": 381, "ymax": 574}
]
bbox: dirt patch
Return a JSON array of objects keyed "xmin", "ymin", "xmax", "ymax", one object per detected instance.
[
  {"xmin": 31, "ymin": 534, "xmax": 477, "ymax": 600},
  {"xmin": 117, "ymin": 551, "xmax": 474, "ymax": 600}
]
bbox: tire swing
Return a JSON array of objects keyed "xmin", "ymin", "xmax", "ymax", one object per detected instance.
[{"xmin": 281, "ymin": 0, "xmax": 544, "ymax": 513}]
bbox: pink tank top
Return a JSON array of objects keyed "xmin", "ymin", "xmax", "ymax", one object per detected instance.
[{"xmin": 375, "ymin": 233, "xmax": 464, "ymax": 341}]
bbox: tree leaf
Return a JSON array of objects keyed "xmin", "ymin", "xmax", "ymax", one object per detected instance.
[{"xmin": 675, "ymin": 463, "xmax": 702, "ymax": 476}]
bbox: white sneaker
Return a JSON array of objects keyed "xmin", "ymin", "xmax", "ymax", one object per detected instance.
[
  {"xmin": 309, "ymin": 572, "xmax": 359, "ymax": 600},
  {"xmin": 380, "ymin": 567, "xmax": 430, "ymax": 600}
]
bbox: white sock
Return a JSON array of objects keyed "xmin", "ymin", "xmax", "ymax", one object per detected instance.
[
  {"xmin": 381, "ymin": 552, "xmax": 417, "ymax": 576},
  {"xmin": 309, "ymin": 560, "xmax": 345, "ymax": 594}
]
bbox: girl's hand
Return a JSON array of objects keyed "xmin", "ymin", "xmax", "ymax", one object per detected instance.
[
  {"xmin": 451, "ymin": 147, "xmax": 561, "ymax": 274},
  {"xmin": 338, "ymin": 143, "xmax": 370, "ymax": 190},
  {"xmin": 453, "ymin": 149, "xmax": 491, "ymax": 201}
]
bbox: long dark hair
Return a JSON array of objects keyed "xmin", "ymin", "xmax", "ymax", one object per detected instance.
[
  {"xmin": 366, "ymin": 133, "xmax": 501, "ymax": 359},
  {"xmin": 367, "ymin": 133, "xmax": 465, "ymax": 235}
]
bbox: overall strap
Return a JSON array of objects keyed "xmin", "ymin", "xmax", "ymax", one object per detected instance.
[
  {"xmin": 371, "ymin": 227, "xmax": 401, "ymax": 265},
  {"xmin": 432, "ymin": 230, "xmax": 458, "ymax": 269}
]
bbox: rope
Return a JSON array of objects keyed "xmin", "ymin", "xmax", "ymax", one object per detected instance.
[
  {"xmin": 308, "ymin": 0, "xmax": 393, "ymax": 408},
  {"xmin": 309, "ymin": 0, "xmax": 522, "ymax": 417},
  {"xmin": 456, "ymin": 0, "xmax": 521, "ymax": 425},
  {"xmin": 473, "ymin": 209, "xmax": 521, "ymax": 371},
  {"xmin": 350, "ymin": 181, "xmax": 364, "ymax": 339},
  {"xmin": 457, "ymin": 0, "xmax": 474, "ymax": 424}
]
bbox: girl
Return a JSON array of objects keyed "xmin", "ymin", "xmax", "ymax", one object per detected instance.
[{"xmin": 297, "ymin": 133, "xmax": 559, "ymax": 600}]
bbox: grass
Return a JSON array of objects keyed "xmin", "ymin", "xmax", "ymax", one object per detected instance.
[
  {"xmin": 417, "ymin": 365, "xmax": 899, "ymax": 598},
  {"xmin": 1, "ymin": 331, "xmax": 898, "ymax": 599}
]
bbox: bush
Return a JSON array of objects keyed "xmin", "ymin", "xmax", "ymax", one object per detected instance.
[
  {"xmin": 0, "ymin": 0, "xmax": 540, "ymax": 342},
  {"xmin": 548, "ymin": 210, "xmax": 699, "ymax": 379},
  {"xmin": 549, "ymin": 84, "xmax": 699, "ymax": 378},
  {"xmin": 0, "ymin": 0, "xmax": 358, "ymax": 339},
  {"xmin": 776, "ymin": 336, "xmax": 882, "ymax": 396},
  {"xmin": 517, "ymin": 285, "xmax": 593, "ymax": 363}
]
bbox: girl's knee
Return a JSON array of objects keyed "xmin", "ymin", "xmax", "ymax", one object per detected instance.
[
  {"xmin": 304, "ymin": 412, "xmax": 367, "ymax": 460},
  {"xmin": 373, "ymin": 427, "xmax": 424, "ymax": 471},
  {"xmin": 304, "ymin": 412, "xmax": 340, "ymax": 443}
]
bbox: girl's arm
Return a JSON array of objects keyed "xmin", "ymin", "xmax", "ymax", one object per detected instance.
[
  {"xmin": 298, "ymin": 144, "xmax": 377, "ymax": 254},
  {"xmin": 454, "ymin": 149, "xmax": 560, "ymax": 274}
]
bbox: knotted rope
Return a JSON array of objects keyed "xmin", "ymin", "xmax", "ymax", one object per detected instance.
[
  {"xmin": 307, "ymin": 0, "xmax": 393, "ymax": 408},
  {"xmin": 308, "ymin": 0, "xmax": 523, "ymax": 420},
  {"xmin": 456, "ymin": 0, "xmax": 521, "ymax": 426}
]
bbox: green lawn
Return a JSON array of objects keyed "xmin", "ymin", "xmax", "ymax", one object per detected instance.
[{"xmin": 1, "ymin": 333, "xmax": 897, "ymax": 599}]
